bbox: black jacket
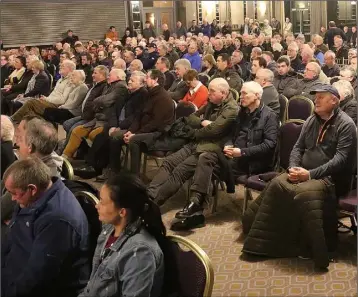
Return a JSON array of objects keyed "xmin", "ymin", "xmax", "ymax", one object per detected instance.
[
  {"xmin": 143, "ymin": 51, "xmax": 159, "ymax": 70},
  {"xmin": 290, "ymin": 56, "xmax": 304, "ymax": 73},
  {"xmin": 261, "ymin": 85, "xmax": 280, "ymax": 117},
  {"xmin": 232, "ymin": 103, "xmax": 279, "ymax": 175},
  {"xmin": 289, "ymin": 108, "xmax": 357, "ymax": 197},
  {"xmin": 273, "ymin": 69, "xmax": 299, "ymax": 98},
  {"xmin": 24, "ymin": 71, "xmax": 51, "ymax": 97},
  {"xmin": 81, "ymin": 80, "xmax": 108, "ymax": 120},
  {"xmin": 1, "ymin": 141, "xmax": 15, "ymax": 179},
  {"xmin": 210, "ymin": 67, "xmax": 243, "ymax": 92},
  {"xmin": 168, "ymin": 78, "xmax": 189, "ymax": 102},
  {"xmin": 7, "ymin": 69, "xmax": 33, "ymax": 95},
  {"xmin": 340, "ymin": 95, "xmax": 357, "ymax": 124},
  {"xmin": 107, "ymin": 87, "xmax": 148, "ymax": 130},
  {"xmin": 164, "ymin": 70, "xmax": 176, "ymax": 91},
  {"xmin": 1, "ymin": 64, "xmax": 13, "ymax": 88},
  {"xmin": 78, "ymin": 64, "xmax": 93, "ymax": 85},
  {"xmin": 129, "ymin": 85, "xmax": 175, "ymax": 134},
  {"xmin": 322, "ymin": 64, "xmax": 340, "ymax": 78},
  {"xmin": 324, "ymin": 27, "xmax": 347, "ymax": 49}
]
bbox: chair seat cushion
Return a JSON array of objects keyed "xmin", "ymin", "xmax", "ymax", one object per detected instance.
[
  {"xmin": 236, "ymin": 175, "xmax": 248, "ymax": 185},
  {"xmin": 246, "ymin": 175, "xmax": 267, "ymax": 191},
  {"xmin": 339, "ymin": 191, "xmax": 358, "ymax": 213}
]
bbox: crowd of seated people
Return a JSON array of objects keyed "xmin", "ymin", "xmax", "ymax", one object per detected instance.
[{"xmin": 0, "ymin": 17, "xmax": 357, "ymax": 297}]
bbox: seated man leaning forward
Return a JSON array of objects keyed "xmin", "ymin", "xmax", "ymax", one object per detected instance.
[
  {"xmin": 2, "ymin": 158, "xmax": 90, "ymax": 297},
  {"xmin": 148, "ymin": 78, "xmax": 238, "ymax": 230},
  {"xmin": 242, "ymin": 84, "xmax": 357, "ymax": 270}
]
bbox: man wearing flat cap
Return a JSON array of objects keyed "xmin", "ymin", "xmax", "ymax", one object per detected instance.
[{"xmin": 241, "ymin": 83, "xmax": 357, "ymax": 270}]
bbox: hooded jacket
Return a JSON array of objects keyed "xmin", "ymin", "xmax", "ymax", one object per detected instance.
[{"xmin": 273, "ymin": 69, "xmax": 299, "ymax": 98}]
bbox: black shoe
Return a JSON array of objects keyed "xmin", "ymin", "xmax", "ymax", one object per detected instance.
[
  {"xmin": 95, "ymin": 168, "xmax": 116, "ymax": 182},
  {"xmin": 74, "ymin": 165, "xmax": 97, "ymax": 179},
  {"xmin": 170, "ymin": 215, "xmax": 205, "ymax": 231},
  {"xmin": 175, "ymin": 202, "xmax": 204, "ymax": 219}
]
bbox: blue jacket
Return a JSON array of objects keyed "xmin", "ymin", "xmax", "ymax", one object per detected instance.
[
  {"xmin": 79, "ymin": 221, "xmax": 164, "ymax": 297},
  {"xmin": 183, "ymin": 51, "xmax": 202, "ymax": 72},
  {"xmin": 201, "ymin": 24, "xmax": 212, "ymax": 37},
  {"xmin": 2, "ymin": 178, "xmax": 90, "ymax": 297}
]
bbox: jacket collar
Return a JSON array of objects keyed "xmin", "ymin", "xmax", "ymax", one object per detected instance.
[
  {"xmin": 314, "ymin": 107, "xmax": 340, "ymax": 124},
  {"xmin": 339, "ymin": 95, "xmax": 354, "ymax": 107},
  {"xmin": 148, "ymin": 85, "xmax": 163, "ymax": 95},
  {"xmin": 15, "ymin": 177, "xmax": 62, "ymax": 215}
]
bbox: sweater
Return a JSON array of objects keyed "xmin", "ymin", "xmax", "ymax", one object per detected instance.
[
  {"xmin": 45, "ymin": 76, "xmax": 75, "ymax": 106},
  {"xmin": 59, "ymin": 83, "xmax": 89, "ymax": 116},
  {"xmin": 181, "ymin": 83, "xmax": 208, "ymax": 109}
]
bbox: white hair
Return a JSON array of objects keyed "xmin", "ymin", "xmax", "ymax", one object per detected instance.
[
  {"xmin": 307, "ymin": 62, "xmax": 321, "ymax": 75},
  {"xmin": 174, "ymin": 58, "xmax": 191, "ymax": 70},
  {"xmin": 113, "ymin": 58, "xmax": 126, "ymax": 70},
  {"xmin": 257, "ymin": 68, "xmax": 274, "ymax": 83},
  {"xmin": 324, "ymin": 50, "xmax": 336, "ymax": 59},
  {"xmin": 73, "ymin": 69, "xmax": 86, "ymax": 83},
  {"xmin": 242, "ymin": 81, "xmax": 263, "ymax": 99},
  {"xmin": 111, "ymin": 68, "xmax": 126, "ymax": 81},
  {"xmin": 62, "ymin": 60, "xmax": 76, "ymax": 71},
  {"xmin": 333, "ymin": 80, "xmax": 354, "ymax": 99},
  {"xmin": 131, "ymin": 59, "xmax": 143, "ymax": 71},
  {"xmin": 130, "ymin": 71, "xmax": 146, "ymax": 85},
  {"xmin": 1, "ymin": 115, "xmax": 15, "ymax": 142},
  {"xmin": 209, "ymin": 78, "xmax": 230, "ymax": 94}
]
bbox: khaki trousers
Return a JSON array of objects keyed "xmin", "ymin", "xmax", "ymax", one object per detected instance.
[{"xmin": 11, "ymin": 99, "xmax": 57, "ymax": 122}]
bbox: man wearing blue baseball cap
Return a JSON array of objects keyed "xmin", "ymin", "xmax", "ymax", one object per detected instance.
[{"xmin": 242, "ymin": 82, "xmax": 357, "ymax": 270}]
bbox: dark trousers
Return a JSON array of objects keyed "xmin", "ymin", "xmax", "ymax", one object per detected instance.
[
  {"xmin": 147, "ymin": 143, "xmax": 219, "ymax": 204},
  {"xmin": 1, "ymin": 92, "xmax": 21, "ymax": 115},
  {"xmin": 43, "ymin": 107, "xmax": 75, "ymax": 124},
  {"xmin": 109, "ymin": 131, "xmax": 160, "ymax": 174}
]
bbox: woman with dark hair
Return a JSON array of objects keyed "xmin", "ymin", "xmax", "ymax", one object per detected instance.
[
  {"xmin": 121, "ymin": 27, "xmax": 137, "ymax": 45},
  {"xmin": 79, "ymin": 173, "xmax": 178, "ymax": 297}
]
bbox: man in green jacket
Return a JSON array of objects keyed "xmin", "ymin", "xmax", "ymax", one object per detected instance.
[{"xmin": 148, "ymin": 78, "xmax": 238, "ymax": 230}]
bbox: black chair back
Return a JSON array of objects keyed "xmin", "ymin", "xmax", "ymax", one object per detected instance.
[
  {"xmin": 175, "ymin": 101, "xmax": 197, "ymax": 120},
  {"xmin": 278, "ymin": 120, "xmax": 305, "ymax": 170},
  {"xmin": 74, "ymin": 191, "xmax": 101, "ymax": 265},
  {"xmin": 167, "ymin": 235, "xmax": 214, "ymax": 297},
  {"xmin": 287, "ymin": 95, "xmax": 314, "ymax": 121},
  {"xmin": 198, "ymin": 73, "xmax": 210, "ymax": 87},
  {"xmin": 279, "ymin": 94, "xmax": 288, "ymax": 123}
]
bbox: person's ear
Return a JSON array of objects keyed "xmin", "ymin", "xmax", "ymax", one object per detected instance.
[
  {"xmin": 118, "ymin": 207, "xmax": 127, "ymax": 218},
  {"xmin": 28, "ymin": 184, "xmax": 38, "ymax": 196}
]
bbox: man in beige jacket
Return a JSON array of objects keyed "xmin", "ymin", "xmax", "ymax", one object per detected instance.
[{"xmin": 11, "ymin": 60, "xmax": 76, "ymax": 123}]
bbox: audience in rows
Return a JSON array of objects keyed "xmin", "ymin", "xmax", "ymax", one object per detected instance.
[{"xmin": 1, "ymin": 17, "xmax": 357, "ymax": 296}]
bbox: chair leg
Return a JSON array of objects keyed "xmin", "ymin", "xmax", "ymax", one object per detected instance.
[
  {"xmin": 142, "ymin": 154, "xmax": 148, "ymax": 176},
  {"xmin": 350, "ymin": 214, "xmax": 357, "ymax": 235},
  {"xmin": 242, "ymin": 187, "xmax": 253, "ymax": 215},
  {"xmin": 219, "ymin": 181, "xmax": 225, "ymax": 191},
  {"xmin": 211, "ymin": 180, "xmax": 219, "ymax": 214}
]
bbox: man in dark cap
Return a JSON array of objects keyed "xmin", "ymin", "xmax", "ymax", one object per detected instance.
[{"xmin": 242, "ymin": 83, "xmax": 357, "ymax": 270}]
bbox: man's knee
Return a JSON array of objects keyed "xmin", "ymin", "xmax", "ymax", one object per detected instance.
[{"xmin": 198, "ymin": 152, "xmax": 218, "ymax": 165}]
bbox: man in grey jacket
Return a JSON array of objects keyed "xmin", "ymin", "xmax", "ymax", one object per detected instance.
[
  {"xmin": 1, "ymin": 117, "xmax": 63, "ymax": 233},
  {"xmin": 168, "ymin": 58, "xmax": 190, "ymax": 102},
  {"xmin": 11, "ymin": 60, "xmax": 76, "ymax": 123},
  {"xmin": 255, "ymin": 68, "xmax": 280, "ymax": 117}
]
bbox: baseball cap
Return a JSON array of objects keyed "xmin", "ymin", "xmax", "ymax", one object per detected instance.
[
  {"xmin": 310, "ymin": 84, "xmax": 340, "ymax": 98},
  {"xmin": 148, "ymin": 42, "xmax": 157, "ymax": 49}
]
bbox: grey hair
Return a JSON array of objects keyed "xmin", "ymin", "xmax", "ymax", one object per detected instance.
[
  {"xmin": 131, "ymin": 59, "xmax": 143, "ymax": 71},
  {"xmin": 258, "ymin": 68, "xmax": 274, "ymax": 83},
  {"xmin": 130, "ymin": 71, "xmax": 146, "ymax": 85},
  {"xmin": 242, "ymin": 81, "xmax": 263, "ymax": 99},
  {"xmin": 1, "ymin": 115, "xmax": 14, "ymax": 142},
  {"xmin": 94, "ymin": 65, "xmax": 109, "ymax": 78},
  {"xmin": 340, "ymin": 66, "xmax": 356, "ymax": 78},
  {"xmin": 307, "ymin": 62, "xmax": 321, "ymax": 75},
  {"xmin": 62, "ymin": 60, "xmax": 76, "ymax": 71},
  {"xmin": 110, "ymin": 68, "xmax": 126, "ymax": 81},
  {"xmin": 288, "ymin": 42, "xmax": 299, "ymax": 52},
  {"xmin": 333, "ymin": 80, "xmax": 354, "ymax": 99},
  {"xmin": 174, "ymin": 58, "xmax": 191, "ymax": 70},
  {"xmin": 73, "ymin": 70, "xmax": 86, "ymax": 83},
  {"xmin": 252, "ymin": 47, "xmax": 262, "ymax": 55},
  {"xmin": 113, "ymin": 58, "xmax": 126, "ymax": 71},
  {"xmin": 209, "ymin": 78, "xmax": 230, "ymax": 94},
  {"xmin": 3, "ymin": 157, "xmax": 51, "ymax": 191},
  {"xmin": 23, "ymin": 117, "xmax": 58, "ymax": 156},
  {"xmin": 324, "ymin": 50, "xmax": 336, "ymax": 59}
]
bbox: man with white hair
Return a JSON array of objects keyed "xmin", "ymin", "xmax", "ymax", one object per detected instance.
[
  {"xmin": 112, "ymin": 58, "xmax": 126, "ymax": 71},
  {"xmin": 338, "ymin": 66, "xmax": 357, "ymax": 91},
  {"xmin": 254, "ymin": 69, "xmax": 280, "ymax": 116},
  {"xmin": 11, "ymin": 60, "xmax": 77, "ymax": 123},
  {"xmin": 333, "ymin": 80, "xmax": 357, "ymax": 123},
  {"xmin": 62, "ymin": 68, "xmax": 128, "ymax": 159},
  {"xmin": 168, "ymin": 58, "xmax": 191, "ymax": 101},
  {"xmin": 1, "ymin": 115, "xmax": 16, "ymax": 178},
  {"xmin": 224, "ymin": 80, "xmax": 278, "ymax": 185},
  {"xmin": 322, "ymin": 51, "xmax": 340, "ymax": 78},
  {"xmin": 129, "ymin": 59, "xmax": 144, "ymax": 74},
  {"xmin": 262, "ymin": 19, "xmax": 273, "ymax": 38},
  {"xmin": 148, "ymin": 78, "xmax": 239, "ymax": 230},
  {"xmin": 287, "ymin": 42, "xmax": 304, "ymax": 73},
  {"xmin": 243, "ymin": 83, "xmax": 356, "ymax": 270}
]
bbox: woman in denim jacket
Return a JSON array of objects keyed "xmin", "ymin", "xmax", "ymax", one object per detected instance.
[{"xmin": 79, "ymin": 173, "xmax": 176, "ymax": 297}]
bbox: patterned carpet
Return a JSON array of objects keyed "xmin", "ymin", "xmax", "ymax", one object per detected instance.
[
  {"xmin": 84, "ymin": 163, "xmax": 357, "ymax": 297},
  {"xmin": 60, "ymin": 125, "xmax": 356, "ymax": 297}
]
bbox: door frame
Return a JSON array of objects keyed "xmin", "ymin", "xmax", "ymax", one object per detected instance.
[{"xmin": 142, "ymin": 7, "xmax": 175, "ymax": 36}]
